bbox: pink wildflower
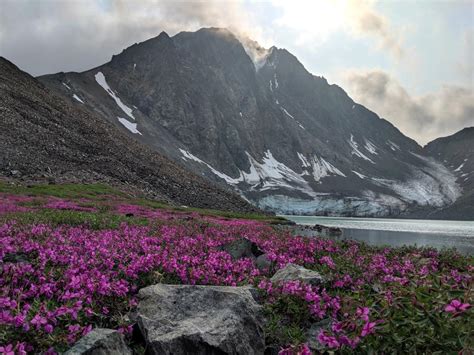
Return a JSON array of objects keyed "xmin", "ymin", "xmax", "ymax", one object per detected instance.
[{"xmin": 444, "ymin": 299, "xmax": 470, "ymax": 313}]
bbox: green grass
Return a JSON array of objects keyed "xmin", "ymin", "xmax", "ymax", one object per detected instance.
[
  {"xmin": 133, "ymin": 197, "xmax": 289, "ymax": 224},
  {"xmin": 0, "ymin": 209, "xmax": 149, "ymax": 230},
  {"xmin": 0, "ymin": 181, "xmax": 290, "ymax": 224}
]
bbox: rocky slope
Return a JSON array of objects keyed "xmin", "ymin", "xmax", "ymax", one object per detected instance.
[
  {"xmin": 421, "ymin": 127, "xmax": 474, "ymax": 219},
  {"xmin": 39, "ymin": 28, "xmax": 462, "ymax": 217},
  {"xmin": 0, "ymin": 57, "xmax": 259, "ymax": 213}
]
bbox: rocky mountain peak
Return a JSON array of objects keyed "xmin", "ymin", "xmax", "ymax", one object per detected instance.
[{"xmin": 37, "ymin": 28, "xmax": 470, "ymax": 219}]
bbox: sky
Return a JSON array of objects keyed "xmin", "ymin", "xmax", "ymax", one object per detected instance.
[{"xmin": 0, "ymin": 0, "xmax": 472, "ymax": 145}]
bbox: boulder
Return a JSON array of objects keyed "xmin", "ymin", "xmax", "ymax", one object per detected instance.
[
  {"xmin": 255, "ymin": 253, "xmax": 272, "ymax": 272},
  {"xmin": 270, "ymin": 263, "xmax": 325, "ymax": 285},
  {"xmin": 219, "ymin": 238, "xmax": 264, "ymax": 260},
  {"xmin": 306, "ymin": 319, "xmax": 331, "ymax": 352},
  {"xmin": 64, "ymin": 328, "xmax": 131, "ymax": 355},
  {"xmin": 136, "ymin": 284, "xmax": 265, "ymax": 354}
]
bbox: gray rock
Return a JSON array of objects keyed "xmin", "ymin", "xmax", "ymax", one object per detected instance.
[
  {"xmin": 136, "ymin": 284, "xmax": 265, "ymax": 354},
  {"xmin": 255, "ymin": 253, "xmax": 272, "ymax": 272},
  {"xmin": 270, "ymin": 263, "xmax": 325, "ymax": 285},
  {"xmin": 64, "ymin": 328, "xmax": 132, "ymax": 355},
  {"xmin": 306, "ymin": 319, "xmax": 331, "ymax": 352},
  {"xmin": 219, "ymin": 238, "xmax": 264, "ymax": 260}
]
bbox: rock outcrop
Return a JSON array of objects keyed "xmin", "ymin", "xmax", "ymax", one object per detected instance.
[
  {"xmin": 219, "ymin": 238, "xmax": 264, "ymax": 260},
  {"xmin": 271, "ymin": 263, "xmax": 325, "ymax": 285},
  {"xmin": 135, "ymin": 284, "xmax": 265, "ymax": 354},
  {"xmin": 64, "ymin": 328, "xmax": 131, "ymax": 355}
]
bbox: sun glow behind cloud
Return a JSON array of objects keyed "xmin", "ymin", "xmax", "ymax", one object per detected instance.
[
  {"xmin": 269, "ymin": 0, "xmax": 403, "ymax": 58},
  {"xmin": 271, "ymin": 0, "xmax": 347, "ymax": 45}
]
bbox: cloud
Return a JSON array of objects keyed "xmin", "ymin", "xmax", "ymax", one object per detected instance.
[
  {"xmin": 346, "ymin": 0, "xmax": 403, "ymax": 59},
  {"xmin": 343, "ymin": 69, "xmax": 474, "ymax": 144},
  {"xmin": 270, "ymin": 0, "xmax": 403, "ymax": 59},
  {"xmin": 0, "ymin": 0, "xmax": 263, "ymax": 76}
]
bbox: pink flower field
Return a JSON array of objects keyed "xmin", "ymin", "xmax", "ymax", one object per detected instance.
[{"xmin": 0, "ymin": 186, "xmax": 472, "ymax": 354}]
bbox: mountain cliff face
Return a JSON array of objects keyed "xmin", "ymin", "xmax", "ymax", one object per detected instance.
[
  {"xmin": 0, "ymin": 56, "xmax": 259, "ymax": 213},
  {"xmin": 39, "ymin": 28, "xmax": 462, "ymax": 217},
  {"xmin": 421, "ymin": 128, "xmax": 473, "ymax": 219}
]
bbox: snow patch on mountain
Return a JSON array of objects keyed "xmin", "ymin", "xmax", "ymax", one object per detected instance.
[
  {"xmin": 454, "ymin": 163, "xmax": 465, "ymax": 172},
  {"xmin": 372, "ymin": 154, "xmax": 461, "ymax": 207},
  {"xmin": 117, "ymin": 117, "xmax": 141, "ymax": 135},
  {"xmin": 297, "ymin": 152, "xmax": 310, "ymax": 168},
  {"xmin": 349, "ymin": 135, "xmax": 375, "ymax": 163},
  {"xmin": 387, "ymin": 140, "xmax": 400, "ymax": 151},
  {"xmin": 352, "ymin": 170, "xmax": 367, "ymax": 179},
  {"xmin": 281, "ymin": 107, "xmax": 305, "ymax": 130},
  {"xmin": 180, "ymin": 149, "xmax": 242, "ymax": 184},
  {"xmin": 364, "ymin": 140, "xmax": 378, "ymax": 155},
  {"xmin": 308, "ymin": 155, "xmax": 346, "ymax": 182},
  {"xmin": 62, "ymin": 82, "xmax": 71, "ymax": 90},
  {"xmin": 72, "ymin": 94, "xmax": 84, "ymax": 104},
  {"xmin": 241, "ymin": 150, "xmax": 317, "ymax": 198},
  {"xmin": 95, "ymin": 72, "xmax": 135, "ymax": 120}
]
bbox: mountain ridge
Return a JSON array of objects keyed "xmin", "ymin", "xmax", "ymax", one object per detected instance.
[{"xmin": 37, "ymin": 28, "xmax": 471, "ymax": 219}]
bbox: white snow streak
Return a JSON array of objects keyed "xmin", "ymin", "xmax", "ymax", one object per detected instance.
[
  {"xmin": 95, "ymin": 72, "xmax": 135, "ymax": 120},
  {"xmin": 387, "ymin": 140, "xmax": 400, "ymax": 151},
  {"xmin": 297, "ymin": 152, "xmax": 310, "ymax": 168},
  {"xmin": 72, "ymin": 94, "xmax": 84, "ymax": 104},
  {"xmin": 281, "ymin": 107, "xmax": 305, "ymax": 129},
  {"xmin": 308, "ymin": 155, "xmax": 346, "ymax": 182},
  {"xmin": 180, "ymin": 149, "xmax": 241, "ymax": 184},
  {"xmin": 454, "ymin": 163, "xmax": 464, "ymax": 172},
  {"xmin": 349, "ymin": 135, "xmax": 375, "ymax": 164},
  {"xmin": 117, "ymin": 117, "xmax": 142, "ymax": 135},
  {"xmin": 62, "ymin": 82, "xmax": 71, "ymax": 90},
  {"xmin": 364, "ymin": 140, "xmax": 378, "ymax": 155},
  {"xmin": 352, "ymin": 170, "xmax": 367, "ymax": 179}
]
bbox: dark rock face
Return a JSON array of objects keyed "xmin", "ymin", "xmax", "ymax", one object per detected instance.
[
  {"xmin": 38, "ymin": 27, "xmax": 462, "ymax": 218},
  {"xmin": 421, "ymin": 127, "xmax": 474, "ymax": 220},
  {"xmin": 270, "ymin": 263, "xmax": 325, "ymax": 285},
  {"xmin": 0, "ymin": 57, "xmax": 259, "ymax": 214},
  {"xmin": 64, "ymin": 328, "xmax": 131, "ymax": 355},
  {"xmin": 136, "ymin": 284, "xmax": 265, "ymax": 355},
  {"xmin": 219, "ymin": 238, "xmax": 264, "ymax": 260}
]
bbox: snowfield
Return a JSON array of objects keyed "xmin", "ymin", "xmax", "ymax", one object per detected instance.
[{"xmin": 95, "ymin": 72, "xmax": 135, "ymax": 120}]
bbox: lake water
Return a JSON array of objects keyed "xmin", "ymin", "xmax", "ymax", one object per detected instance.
[{"xmin": 280, "ymin": 216, "xmax": 474, "ymax": 255}]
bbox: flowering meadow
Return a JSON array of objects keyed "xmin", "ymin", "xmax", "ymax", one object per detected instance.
[{"xmin": 0, "ymin": 183, "xmax": 473, "ymax": 354}]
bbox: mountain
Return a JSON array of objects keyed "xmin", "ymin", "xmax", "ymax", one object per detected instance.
[
  {"xmin": 421, "ymin": 128, "xmax": 474, "ymax": 219},
  {"xmin": 0, "ymin": 56, "xmax": 259, "ymax": 213},
  {"xmin": 39, "ymin": 28, "xmax": 462, "ymax": 217}
]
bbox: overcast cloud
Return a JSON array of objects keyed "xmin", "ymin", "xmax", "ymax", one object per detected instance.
[
  {"xmin": 344, "ymin": 69, "xmax": 473, "ymax": 145},
  {"xmin": 0, "ymin": 0, "xmax": 258, "ymax": 76},
  {"xmin": 0, "ymin": 0, "xmax": 472, "ymax": 143}
]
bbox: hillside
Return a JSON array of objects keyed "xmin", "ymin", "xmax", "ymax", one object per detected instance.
[
  {"xmin": 0, "ymin": 57, "xmax": 259, "ymax": 213},
  {"xmin": 420, "ymin": 127, "xmax": 474, "ymax": 219}
]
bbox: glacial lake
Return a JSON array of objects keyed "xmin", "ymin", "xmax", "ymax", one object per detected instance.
[{"xmin": 280, "ymin": 216, "xmax": 474, "ymax": 255}]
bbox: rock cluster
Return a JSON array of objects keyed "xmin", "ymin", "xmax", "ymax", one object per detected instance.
[
  {"xmin": 66, "ymin": 243, "xmax": 325, "ymax": 354},
  {"xmin": 64, "ymin": 328, "xmax": 131, "ymax": 355}
]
